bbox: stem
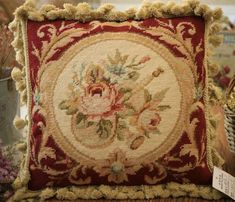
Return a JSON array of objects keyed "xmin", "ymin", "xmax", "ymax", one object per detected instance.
[
  {"xmin": 125, "ymin": 63, "xmax": 140, "ymax": 68},
  {"xmin": 118, "ymin": 66, "xmax": 122, "ymax": 76},
  {"xmin": 114, "ymin": 114, "xmax": 119, "ymax": 136}
]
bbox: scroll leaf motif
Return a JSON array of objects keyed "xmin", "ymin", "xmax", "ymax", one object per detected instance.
[
  {"xmin": 69, "ymin": 165, "xmax": 92, "ymax": 185},
  {"xmin": 144, "ymin": 162, "xmax": 167, "ymax": 184},
  {"xmin": 161, "ymin": 102, "xmax": 206, "ymax": 173},
  {"xmin": 38, "ymin": 147, "xmax": 56, "ymax": 162},
  {"xmin": 32, "ymin": 22, "xmax": 102, "ymax": 66},
  {"xmin": 143, "ymin": 20, "xmax": 203, "ymax": 64}
]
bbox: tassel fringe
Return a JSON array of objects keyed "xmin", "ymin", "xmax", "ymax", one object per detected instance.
[{"xmin": 13, "ymin": 116, "xmax": 27, "ymax": 130}]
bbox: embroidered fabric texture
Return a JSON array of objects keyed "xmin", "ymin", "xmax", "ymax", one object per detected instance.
[{"xmin": 9, "ymin": 0, "xmax": 226, "ymax": 201}]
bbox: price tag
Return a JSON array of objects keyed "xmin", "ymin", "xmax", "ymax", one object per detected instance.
[{"xmin": 213, "ymin": 166, "xmax": 235, "ymax": 200}]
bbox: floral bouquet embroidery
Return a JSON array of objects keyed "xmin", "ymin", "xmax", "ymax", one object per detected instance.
[{"xmin": 59, "ymin": 49, "xmax": 170, "ymax": 150}]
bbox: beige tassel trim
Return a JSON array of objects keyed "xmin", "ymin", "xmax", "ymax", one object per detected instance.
[
  {"xmin": 208, "ymin": 79, "xmax": 225, "ymax": 105},
  {"xmin": 16, "ymin": 142, "xmax": 27, "ymax": 152},
  {"xmin": 13, "ymin": 116, "xmax": 27, "ymax": 130},
  {"xmin": 209, "ymin": 22, "xmax": 222, "ymax": 35},
  {"xmin": 40, "ymin": 188, "xmax": 56, "ymax": 201},
  {"xmin": 208, "ymin": 61, "xmax": 220, "ymax": 78},
  {"xmin": 11, "ymin": 66, "xmax": 27, "ymax": 105},
  {"xmin": 15, "ymin": 80, "xmax": 26, "ymax": 92},
  {"xmin": 209, "ymin": 35, "xmax": 223, "ymax": 47},
  {"xmin": 9, "ymin": 0, "xmax": 224, "ymax": 22},
  {"xmin": 8, "ymin": 183, "xmax": 224, "ymax": 201},
  {"xmin": 20, "ymin": 89, "xmax": 28, "ymax": 104},
  {"xmin": 11, "ymin": 67, "xmax": 23, "ymax": 82}
]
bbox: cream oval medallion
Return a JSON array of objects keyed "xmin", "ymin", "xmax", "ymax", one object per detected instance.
[{"xmin": 39, "ymin": 32, "xmax": 195, "ymax": 164}]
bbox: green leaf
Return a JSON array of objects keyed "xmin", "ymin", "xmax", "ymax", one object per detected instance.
[
  {"xmin": 117, "ymin": 108, "xmax": 135, "ymax": 118},
  {"xmin": 153, "ymin": 88, "xmax": 169, "ymax": 102},
  {"xmin": 144, "ymin": 89, "xmax": 152, "ymax": 103},
  {"xmin": 78, "ymin": 121, "xmax": 88, "ymax": 129},
  {"xmin": 77, "ymin": 113, "xmax": 86, "ymax": 126},
  {"xmin": 103, "ymin": 119, "xmax": 113, "ymax": 128},
  {"xmin": 123, "ymin": 103, "xmax": 137, "ymax": 116},
  {"xmin": 96, "ymin": 119, "xmax": 113, "ymax": 139},
  {"xmin": 115, "ymin": 49, "xmax": 121, "ymax": 62},
  {"xmin": 123, "ymin": 92, "xmax": 132, "ymax": 102},
  {"xmin": 76, "ymin": 113, "xmax": 95, "ymax": 129},
  {"xmin": 116, "ymin": 121, "xmax": 127, "ymax": 141},
  {"xmin": 117, "ymin": 131, "xmax": 125, "ymax": 141},
  {"xmin": 151, "ymin": 128, "xmax": 161, "ymax": 135},
  {"xmin": 66, "ymin": 107, "xmax": 78, "ymax": 115},
  {"xmin": 143, "ymin": 131, "xmax": 150, "ymax": 138},
  {"xmin": 87, "ymin": 121, "xmax": 95, "ymax": 127},
  {"xmin": 125, "ymin": 103, "xmax": 136, "ymax": 111},
  {"xmin": 77, "ymin": 113, "xmax": 86, "ymax": 123},
  {"xmin": 128, "ymin": 71, "xmax": 139, "ymax": 80},
  {"xmin": 59, "ymin": 100, "xmax": 69, "ymax": 110},
  {"xmin": 108, "ymin": 55, "xmax": 115, "ymax": 65},
  {"xmin": 119, "ymin": 87, "xmax": 132, "ymax": 94},
  {"xmin": 120, "ymin": 55, "xmax": 129, "ymax": 65},
  {"xmin": 157, "ymin": 105, "xmax": 171, "ymax": 111}
]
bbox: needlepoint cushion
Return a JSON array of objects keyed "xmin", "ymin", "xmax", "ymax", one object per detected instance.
[
  {"xmin": 28, "ymin": 17, "xmax": 210, "ymax": 188},
  {"xmin": 9, "ymin": 1, "xmax": 225, "ymax": 200}
]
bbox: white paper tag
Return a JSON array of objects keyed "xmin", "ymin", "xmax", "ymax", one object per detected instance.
[{"xmin": 213, "ymin": 166, "xmax": 235, "ymax": 200}]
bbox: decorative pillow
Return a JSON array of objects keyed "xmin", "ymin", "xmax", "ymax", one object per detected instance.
[{"xmin": 10, "ymin": 0, "xmax": 225, "ymax": 201}]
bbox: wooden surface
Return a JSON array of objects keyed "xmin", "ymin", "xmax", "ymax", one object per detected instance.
[{"xmin": 49, "ymin": 105, "xmax": 235, "ymax": 202}]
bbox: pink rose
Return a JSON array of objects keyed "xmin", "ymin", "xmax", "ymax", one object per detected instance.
[
  {"xmin": 79, "ymin": 82, "xmax": 123, "ymax": 120},
  {"xmin": 137, "ymin": 109, "xmax": 161, "ymax": 132}
]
